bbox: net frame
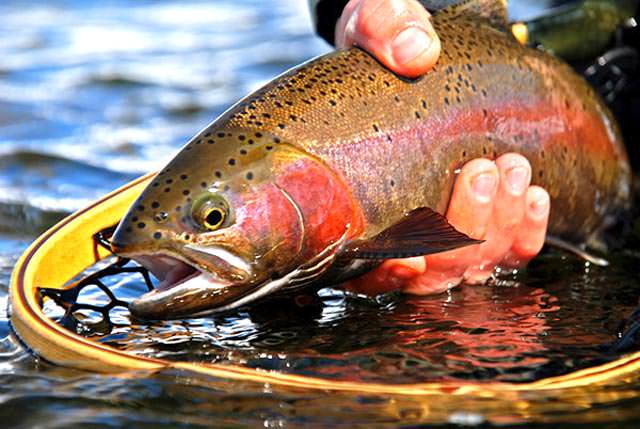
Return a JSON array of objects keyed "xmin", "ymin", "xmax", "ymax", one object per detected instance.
[{"xmin": 7, "ymin": 172, "xmax": 640, "ymax": 407}]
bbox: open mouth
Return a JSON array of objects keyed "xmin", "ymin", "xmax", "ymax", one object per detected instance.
[
  {"xmin": 126, "ymin": 253, "xmax": 266, "ymax": 320},
  {"xmin": 134, "ymin": 255, "xmax": 200, "ymax": 291}
]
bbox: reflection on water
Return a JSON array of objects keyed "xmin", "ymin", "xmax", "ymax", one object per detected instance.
[
  {"xmin": 1, "ymin": 0, "xmax": 640, "ymax": 427},
  {"xmin": 45, "ymin": 251, "xmax": 639, "ymax": 386}
]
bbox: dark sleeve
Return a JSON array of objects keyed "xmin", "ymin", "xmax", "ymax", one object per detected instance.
[
  {"xmin": 308, "ymin": 0, "xmax": 350, "ymax": 45},
  {"xmin": 308, "ymin": 0, "xmax": 451, "ymax": 46}
]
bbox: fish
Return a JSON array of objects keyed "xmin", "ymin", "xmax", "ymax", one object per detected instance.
[{"xmin": 110, "ymin": 0, "xmax": 631, "ymax": 319}]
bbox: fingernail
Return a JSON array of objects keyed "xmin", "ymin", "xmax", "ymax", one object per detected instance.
[
  {"xmin": 471, "ymin": 173, "xmax": 497, "ymax": 203},
  {"xmin": 506, "ymin": 166, "xmax": 529, "ymax": 194},
  {"xmin": 392, "ymin": 26, "xmax": 431, "ymax": 66},
  {"xmin": 530, "ymin": 194, "xmax": 549, "ymax": 217}
]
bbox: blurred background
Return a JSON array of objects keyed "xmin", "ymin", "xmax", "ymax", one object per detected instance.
[{"xmin": 0, "ymin": 0, "xmax": 556, "ymax": 236}]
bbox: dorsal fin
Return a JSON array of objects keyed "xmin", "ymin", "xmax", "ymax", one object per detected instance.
[{"xmin": 429, "ymin": 0, "xmax": 509, "ymax": 31}]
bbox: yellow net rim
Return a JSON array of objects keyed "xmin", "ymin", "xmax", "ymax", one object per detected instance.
[{"xmin": 8, "ymin": 173, "xmax": 640, "ymax": 395}]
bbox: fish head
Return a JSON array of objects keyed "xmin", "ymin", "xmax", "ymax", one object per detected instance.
[{"xmin": 111, "ymin": 128, "xmax": 362, "ymax": 319}]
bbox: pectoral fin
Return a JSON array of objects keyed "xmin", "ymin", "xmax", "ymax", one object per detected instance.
[{"xmin": 342, "ymin": 207, "xmax": 482, "ymax": 260}]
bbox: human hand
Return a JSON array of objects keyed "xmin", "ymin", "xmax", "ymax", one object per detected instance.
[
  {"xmin": 346, "ymin": 154, "xmax": 552, "ymax": 295},
  {"xmin": 335, "ymin": 0, "xmax": 440, "ymax": 78}
]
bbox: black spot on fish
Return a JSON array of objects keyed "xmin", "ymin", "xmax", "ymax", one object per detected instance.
[
  {"xmin": 131, "ymin": 216, "xmax": 138, "ymax": 222},
  {"xmin": 182, "ymin": 190, "xmax": 190, "ymax": 196},
  {"xmin": 152, "ymin": 182, "xmax": 160, "ymax": 188},
  {"xmin": 217, "ymin": 132, "xmax": 225, "ymax": 138},
  {"xmin": 137, "ymin": 205, "xmax": 145, "ymax": 212},
  {"xmin": 215, "ymin": 171, "xmax": 222, "ymax": 178},
  {"xmin": 246, "ymin": 172, "xmax": 254, "ymax": 180},
  {"xmin": 164, "ymin": 187, "xmax": 171, "ymax": 193},
  {"xmin": 137, "ymin": 222, "xmax": 146, "ymax": 229},
  {"xmin": 248, "ymin": 139, "xmax": 255, "ymax": 145},
  {"xmin": 278, "ymin": 123, "xmax": 286, "ymax": 129},
  {"xmin": 266, "ymin": 145, "xmax": 273, "ymax": 151},
  {"xmin": 239, "ymin": 135, "xmax": 245, "ymax": 141},
  {"xmin": 180, "ymin": 174, "xmax": 188, "ymax": 180},
  {"xmin": 240, "ymin": 149, "xmax": 247, "ymax": 155},
  {"xmin": 165, "ymin": 179, "xmax": 173, "ymax": 184},
  {"xmin": 207, "ymin": 139, "xmax": 214, "ymax": 144},
  {"xmin": 151, "ymin": 201, "xmax": 160, "ymax": 209},
  {"xmin": 228, "ymin": 158, "xmax": 236, "ymax": 166},
  {"xmin": 153, "ymin": 232, "xmax": 162, "ymax": 240},
  {"xmin": 373, "ymin": 124, "xmax": 380, "ymax": 132},
  {"xmin": 274, "ymin": 137, "xmax": 281, "ymax": 143}
]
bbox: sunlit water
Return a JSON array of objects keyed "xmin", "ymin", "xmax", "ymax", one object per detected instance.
[{"xmin": 2, "ymin": 1, "xmax": 640, "ymax": 427}]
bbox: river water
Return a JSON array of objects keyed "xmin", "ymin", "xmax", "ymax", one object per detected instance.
[{"xmin": 2, "ymin": 1, "xmax": 640, "ymax": 427}]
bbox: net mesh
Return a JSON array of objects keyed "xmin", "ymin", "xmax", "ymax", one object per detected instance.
[{"xmin": 39, "ymin": 225, "xmax": 154, "ymax": 332}]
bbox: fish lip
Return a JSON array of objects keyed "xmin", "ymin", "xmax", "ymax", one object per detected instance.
[{"xmin": 125, "ymin": 251, "xmax": 259, "ymax": 319}]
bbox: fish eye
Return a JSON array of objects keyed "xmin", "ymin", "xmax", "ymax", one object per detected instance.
[
  {"xmin": 203, "ymin": 207, "xmax": 225, "ymax": 229},
  {"xmin": 190, "ymin": 193, "xmax": 231, "ymax": 231}
]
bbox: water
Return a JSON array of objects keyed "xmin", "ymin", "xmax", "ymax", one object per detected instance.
[{"xmin": 2, "ymin": 0, "xmax": 640, "ymax": 427}]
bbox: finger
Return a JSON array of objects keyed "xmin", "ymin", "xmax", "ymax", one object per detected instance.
[
  {"xmin": 463, "ymin": 153, "xmax": 531, "ymax": 283},
  {"xmin": 335, "ymin": 0, "xmax": 440, "ymax": 78},
  {"xmin": 403, "ymin": 158, "xmax": 499, "ymax": 295},
  {"xmin": 501, "ymin": 186, "xmax": 550, "ymax": 267},
  {"xmin": 344, "ymin": 256, "xmax": 426, "ymax": 295}
]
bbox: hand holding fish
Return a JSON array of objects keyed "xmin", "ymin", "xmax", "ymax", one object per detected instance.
[
  {"xmin": 335, "ymin": 0, "xmax": 551, "ymax": 295},
  {"xmin": 346, "ymin": 153, "xmax": 551, "ymax": 295}
]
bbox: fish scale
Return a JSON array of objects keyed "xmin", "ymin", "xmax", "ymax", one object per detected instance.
[{"xmin": 111, "ymin": 2, "xmax": 632, "ymax": 318}]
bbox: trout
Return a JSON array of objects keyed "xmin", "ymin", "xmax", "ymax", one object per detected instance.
[{"xmin": 111, "ymin": 0, "xmax": 631, "ymax": 319}]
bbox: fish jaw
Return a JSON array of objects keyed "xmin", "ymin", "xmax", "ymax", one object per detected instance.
[{"xmin": 127, "ymin": 253, "xmax": 260, "ymax": 319}]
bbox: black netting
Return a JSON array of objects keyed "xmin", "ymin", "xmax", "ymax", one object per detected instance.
[{"xmin": 39, "ymin": 226, "xmax": 154, "ymax": 333}]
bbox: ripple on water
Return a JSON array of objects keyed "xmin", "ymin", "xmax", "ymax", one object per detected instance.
[{"xmin": 37, "ymin": 251, "xmax": 640, "ymax": 385}]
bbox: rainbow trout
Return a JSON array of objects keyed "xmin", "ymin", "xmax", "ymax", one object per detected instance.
[{"xmin": 111, "ymin": 0, "xmax": 631, "ymax": 319}]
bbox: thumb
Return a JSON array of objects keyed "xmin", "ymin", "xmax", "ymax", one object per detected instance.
[{"xmin": 335, "ymin": 0, "xmax": 440, "ymax": 78}]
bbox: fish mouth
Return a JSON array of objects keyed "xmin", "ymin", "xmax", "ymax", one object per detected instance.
[{"xmin": 128, "ymin": 254, "xmax": 257, "ymax": 320}]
